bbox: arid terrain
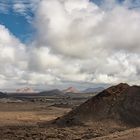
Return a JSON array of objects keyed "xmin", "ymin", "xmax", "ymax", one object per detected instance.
[
  {"xmin": 0, "ymin": 102, "xmax": 71, "ymax": 126},
  {"xmin": 0, "ymin": 84, "xmax": 140, "ymax": 140}
]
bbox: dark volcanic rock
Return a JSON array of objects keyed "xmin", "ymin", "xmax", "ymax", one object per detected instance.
[
  {"xmin": 39, "ymin": 89, "xmax": 63, "ymax": 96},
  {"xmin": 56, "ymin": 83, "xmax": 140, "ymax": 126},
  {"xmin": 0, "ymin": 91, "xmax": 7, "ymax": 98}
]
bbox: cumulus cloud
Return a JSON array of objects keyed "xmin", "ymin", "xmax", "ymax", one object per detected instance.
[
  {"xmin": 33, "ymin": 0, "xmax": 140, "ymax": 85},
  {"xmin": 0, "ymin": 25, "xmax": 27, "ymax": 88},
  {"xmin": 0, "ymin": 25, "xmax": 62, "ymax": 90},
  {"xmin": 35, "ymin": 0, "xmax": 104, "ymax": 58},
  {"xmin": 1, "ymin": 0, "xmax": 140, "ymax": 90},
  {"xmin": 36, "ymin": 0, "xmax": 140, "ymax": 55},
  {"xmin": 13, "ymin": 2, "xmax": 27, "ymax": 15}
]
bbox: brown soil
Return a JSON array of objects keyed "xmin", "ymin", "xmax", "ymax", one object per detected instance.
[
  {"xmin": 93, "ymin": 127, "xmax": 140, "ymax": 140},
  {"xmin": 0, "ymin": 102, "xmax": 71, "ymax": 126}
]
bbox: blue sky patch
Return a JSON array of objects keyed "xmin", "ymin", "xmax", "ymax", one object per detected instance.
[{"xmin": 0, "ymin": 0, "xmax": 139, "ymax": 43}]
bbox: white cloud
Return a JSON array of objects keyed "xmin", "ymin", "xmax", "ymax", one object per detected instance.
[
  {"xmin": 35, "ymin": 0, "xmax": 104, "ymax": 58},
  {"xmin": 1, "ymin": 0, "xmax": 140, "ymax": 90},
  {"xmin": 12, "ymin": 0, "xmax": 40, "ymax": 14},
  {"xmin": 0, "ymin": 25, "xmax": 27, "ymax": 88},
  {"xmin": 13, "ymin": 2, "xmax": 27, "ymax": 15},
  {"xmin": 34, "ymin": 0, "xmax": 140, "ymax": 85}
]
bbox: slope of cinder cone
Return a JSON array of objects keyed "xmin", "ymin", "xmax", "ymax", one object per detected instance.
[{"xmin": 55, "ymin": 83, "xmax": 140, "ymax": 126}]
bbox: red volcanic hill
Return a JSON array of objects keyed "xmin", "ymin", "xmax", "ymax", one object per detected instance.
[
  {"xmin": 56, "ymin": 83, "xmax": 140, "ymax": 126},
  {"xmin": 16, "ymin": 87, "xmax": 35, "ymax": 93},
  {"xmin": 63, "ymin": 87, "xmax": 79, "ymax": 93}
]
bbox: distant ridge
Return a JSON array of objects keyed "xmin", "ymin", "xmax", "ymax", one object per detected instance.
[
  {"xmin": 39, "ymin": 89, "xmax": 63, "ymax": 96},
  {"xmin": 82, "ymin": 87, "xmax": 104, "ymax": 93},
  {"xmin": 16, "ymin": 87, "xmax": 35, "ymax": 93}
]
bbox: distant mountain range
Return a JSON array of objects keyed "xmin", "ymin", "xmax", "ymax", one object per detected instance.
[
  {"xmin": 82, "ymin": 87, "xmax": 104, "ymax": 93},
  {"xmin": 38, "ymin": 87, "xmax": 80, "ymax": 97},
  {"xmin": 39, "ymin": 89, "xmax": 63, "ymax": 96},
  {"xmin": 38, "ymin": 86, "xmax": 102, "ymax": 98},
  {"xmin": 16, "ymin": 87, "xmax": 35, "ymax": 93},
  {"xmin": 2, "ymin": 86, "xmax": 105, "ymax": 97}
]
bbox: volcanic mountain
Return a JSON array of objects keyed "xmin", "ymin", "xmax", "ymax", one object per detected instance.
[
  {"xmin": 16, "ymin": 87, "xmax": 35, "ymax": 93},
  {"xmin": 39, "ymin": 89, "xmax": 63, "ymax": 96},
  {"xmin": 63, "ymin": 87, "xmax": 79, "ymax": 93},
  {"xmin": 56, "ymin": 83, "xmax": 140, "ymax": 126}
]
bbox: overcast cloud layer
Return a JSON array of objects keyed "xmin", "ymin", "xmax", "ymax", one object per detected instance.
[{"xmin": 0, "ymin": 0, "xmax": 140, "ymax": 90}]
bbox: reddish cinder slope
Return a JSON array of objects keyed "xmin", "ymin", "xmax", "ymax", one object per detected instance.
[
  {"xmin": 16, "ymin": 87, "xmax": 35, "ymax": 93},
  {"xmin": 63, "ymin": 87, "xmax": 79, "ymax": 93}
]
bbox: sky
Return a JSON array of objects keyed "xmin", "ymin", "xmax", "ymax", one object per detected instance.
[{"xmin": 0, "ymin": 0, "xmax": 140, "ymax": 91}]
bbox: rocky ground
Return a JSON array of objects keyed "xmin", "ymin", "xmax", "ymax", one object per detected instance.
[
  {"xmin": 0, "ymin": 84, "xmax": 140, "ymax": 140},
  {"xmin": 0, "ymin": 122, "xmax": 139, "ymax": 140},
  {"xmin": 94, "ymin": 127, "xmax": 140, "ymax": 140}
]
